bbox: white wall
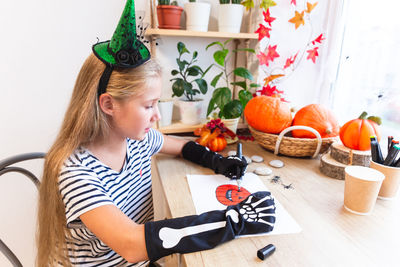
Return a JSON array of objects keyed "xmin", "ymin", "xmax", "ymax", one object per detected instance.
[{"xmin": 0, "ymin": 0, "xmax": 338, "ymax": 265}]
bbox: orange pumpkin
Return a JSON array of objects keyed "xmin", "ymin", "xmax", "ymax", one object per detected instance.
[
  {"xmin": 244, "ymin": 95, "xmax": 292, "ymax": 134},
  {"xmin": 339, "ymin": 112, "xmax": 381, "ymax": 151},
  {"xmin": 292, "ymin": 104, "xmax": 339, "ymax": 138},
  {"xmin": 215, "ymin": 184, "xmax": 251, "ymax": 206},
  {"xmin": 207, "ymin": 136, "xmax": 227, "ymax": 152}
]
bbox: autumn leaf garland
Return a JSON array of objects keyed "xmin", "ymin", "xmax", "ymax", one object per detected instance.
[{"xmin": 254, "ymin": 0, "xmax": 325, "ymax": 101}]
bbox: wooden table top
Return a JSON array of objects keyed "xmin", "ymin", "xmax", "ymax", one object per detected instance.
[{"xmin": 152, "ymin": 141, "xmax": 400, "ymax": 267}]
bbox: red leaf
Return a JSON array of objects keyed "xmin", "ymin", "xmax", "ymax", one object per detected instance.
[
  {"xmin": 312, "ymin": 33, "xmax": 325, "ymax": 45},
  {"xmin": 283, "ymin": 52, "xmax": 298, "ymax": 69},
  {"xmin": 306, "ymin": 47, "xmax": 319, "ymax": 63},
  {"xmin": 291, "ymin": 0, "xmax": 297, "ymax": 5},
  {"xmin": 255, "ymin": 24, "xmax": 271, "ymax": 40},
  {"xmin": 257, "ymin": 45, "xmax": 280, "ymax": 66},
  {"xmin": 262, "ymin": 9, "xmax": 276, "ymax": 26}
]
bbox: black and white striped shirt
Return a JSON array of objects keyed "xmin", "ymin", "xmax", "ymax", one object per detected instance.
[{"xmin": 58, "ymin": 128, "xmax": 164, "ymax": 266}]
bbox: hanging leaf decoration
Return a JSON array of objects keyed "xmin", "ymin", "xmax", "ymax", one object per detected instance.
[
  {"xmin": 311, "ymin": 33, "xmax": 325, "ymax": 45},
  {"xmin": 262, "ymin": 9, "xmax": 276, "ymax": 26},
  {"xmin": 255, "ymin": 24, "xmax": 271, "ymax": 40},
  {"xmin": 283, "ymin": 52, "xmax": 298, "ymax": 69},
  {"xmin": 306, "ymin": 2, "xmax": 318, "ymax": 13},
  {"xmin": 263, "ymin": 74, "xmax": 285, "ymax": 85},
  {"xmin": 260, "ymin": 0, "xmax": 277, "ymax": 10},
  {"xmin": 306, "ymin": 47, "xmax": 319, "ymax": 63},
  {"xmin": 291, "ymin": 0, "xmax": 297, "ymax": 5},
  {"xmin": 241, "ymin": 0, "xmax": 255, "ymax": 11},
  {"xmin": 289, "ymin": 10, "xmax": 305, "ymax": 29}
]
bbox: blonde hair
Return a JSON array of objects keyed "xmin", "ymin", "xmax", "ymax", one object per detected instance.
[{"xmin": 36, "ymin": 54, "xmax": 161, "ymax": 266}]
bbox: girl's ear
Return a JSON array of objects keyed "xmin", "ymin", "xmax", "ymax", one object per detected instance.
[{"xmin": 98, "ymin": 93, "xmax": 114, "ymax": 116}]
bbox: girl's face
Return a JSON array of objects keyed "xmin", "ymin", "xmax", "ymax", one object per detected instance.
[{"xmin": 111, "ymin": 77, "xmax": 162, "ymax": 140}]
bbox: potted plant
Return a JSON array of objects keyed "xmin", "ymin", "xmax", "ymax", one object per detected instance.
[
  {"xmin": 184, "ymin": 0, "xmax": 211, "ymax": 32},
  {"xmin": 171, "ymin": 41, "xmax": 212, "ymax": 125},
  {"xmin": 206, "ymin": 39, "xmax": 259, "ymax": 132},
  {"xmin": 218, "ymin": 0, "xmax": 244, "ymax": 33},
  {"xmin": 157, "ymin": 0, "xmax": 183, "ymax": 29}
]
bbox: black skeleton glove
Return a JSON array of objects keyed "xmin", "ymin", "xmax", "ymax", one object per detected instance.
[
  {"xmin": 182, "ymin": 141, "xmax": 247, "ymax": 179},
  {"xmin": 144, "ymin": 191, "xmax": 276, "ymax": 262}
]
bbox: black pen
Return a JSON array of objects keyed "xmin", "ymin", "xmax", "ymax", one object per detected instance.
[
  {"xmin": 388, "ymin": 136, "xmax": 393, "ymax": 152},
  {"xmin": 384, "ymin": 144, "xmax": 400, "ymax": 166},
  {"xmin": 236, "ymin": 142, "xmax": 243, "ymax": 191},
  {"xmin": 370, "ymin": 136, "xmax": 384, "ymax": 164}
]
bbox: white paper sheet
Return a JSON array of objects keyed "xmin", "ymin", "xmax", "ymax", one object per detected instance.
[{"xmin": 187, "ymin": 172, "xmax": 302, "ymax": 236}]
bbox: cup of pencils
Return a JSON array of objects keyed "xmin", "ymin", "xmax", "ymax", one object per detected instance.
[{"xmin": 369, "ymin": 136, "xmax": 400, "ymax": 200}]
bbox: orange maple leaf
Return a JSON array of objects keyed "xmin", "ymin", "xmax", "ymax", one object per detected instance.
[
  {"xmin": 263, "ymin": 74, "xmax": 284, "ymax": 85},
  {"xmin": 289, "ymin": 11, "xmax": 305, "ymax": 29},
  {"xmin": 262, "ymin": 9, "xmax": 276, "ymax": 26},
  {"xmin": 306, "ymin": 2, "xmax": 318, "ymax": 13},
  {"xmin": 307, "ymin": 47, "xmax": 319, "ymax": 63},
  {"xmin": 255, "ymin": 24, "xmax": 271, "ymax": 40}
]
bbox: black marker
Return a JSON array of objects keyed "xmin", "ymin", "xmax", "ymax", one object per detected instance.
[
  {"xmin": 370, "ymin": 136, "xmax": 384, "ymax": 164},
  {"xmin": 384, "ymin": 144, "xmax": 400, "ymax": 166},
  {"xmin": 388, "ymin": 136, "xmax": 393, "ymax": 152},
  {"xmin": 236, "ymin": 142, "xmax": 243, "ymax": 191}
]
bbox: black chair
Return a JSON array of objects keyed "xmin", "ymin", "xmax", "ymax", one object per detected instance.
[{"xmin": 0, "ymin": 152, "xmax": 45, "ymax": 267}]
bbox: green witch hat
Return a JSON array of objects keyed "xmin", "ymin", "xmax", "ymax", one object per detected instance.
[{"xmin": 93, "ymin": 0, "xmax": 151, "ymax": 96}]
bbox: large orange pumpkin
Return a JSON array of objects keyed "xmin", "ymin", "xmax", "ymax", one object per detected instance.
[
  {"xmin": 292, "ymin": 104, "xmax": 339, "ymax": 138},
  {"xmin": 244, "ymin": 95, "xmax": 292, "ymax": 134},
  {"xmin": 339, "ymin": 112, "xmax": 381, "ymax": 151}
]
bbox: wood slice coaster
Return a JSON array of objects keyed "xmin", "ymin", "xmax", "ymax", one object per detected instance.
[
  {"xmin": 330, "ymin": 142, "xmax": 371, "ymax": 166},
  {"xmin": 320, "ymin": 153, "xmax": 347, "ymax": 180}
]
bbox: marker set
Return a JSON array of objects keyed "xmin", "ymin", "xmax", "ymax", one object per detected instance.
[{"xmin": 370, "ymin": 136, "xmax": 400, "ymax": 167}]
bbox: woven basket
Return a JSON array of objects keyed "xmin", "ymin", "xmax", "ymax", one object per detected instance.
[{"xmin": 249, "ymin": 125, "xmax": 338, "ymax": 158}]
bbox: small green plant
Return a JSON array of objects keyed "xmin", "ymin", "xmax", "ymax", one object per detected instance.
[
  {"xmin": 158, "ymin": 0, "xmax": 170, "ymax": 5},
  {"xmin": 189, "ymin": 0, "xmax": 197, "ymax": 2},
  {"xmin": 206, "ymin": 39, "xmax": 259, "ymax": 119},
  {"xmin": 171, "ymin": 42, "xmax": 212, "ymax": 101}
]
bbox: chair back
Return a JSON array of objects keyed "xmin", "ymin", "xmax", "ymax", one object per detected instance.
[{"xmin": 0, "ymin": 153, "xmax": 45, "ymax": 267}]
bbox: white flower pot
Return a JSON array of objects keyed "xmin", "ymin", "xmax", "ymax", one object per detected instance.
[
  {"xmin": 222, "ymin": 117, "xmax": 240, "ymax": 134},
  {"xmin": 178, "ymin": 99, "xmax": 204, "ymax": 125},
  {"xmin": 218, "ymin": 4, "xmax": 244, "ymax": 33},
  {"xmin": 158, "ymin": 99, "xmax": 174, "ymax": 127},
  {"xmin": 184, "ymin": 2, "xmax": 211, "ymax": 32}
]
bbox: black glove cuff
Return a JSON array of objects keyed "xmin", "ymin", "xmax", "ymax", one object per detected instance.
[{"xmin": 182, "ymin": 141, "xmax": 222, "ymax": 170}]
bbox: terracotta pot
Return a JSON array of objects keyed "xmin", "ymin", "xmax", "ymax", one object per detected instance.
[{"xmin": 157, "ymin": 5, "xmax": 183, "ymax": 29}]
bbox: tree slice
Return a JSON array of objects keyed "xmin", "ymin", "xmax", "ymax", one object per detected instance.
[
  {"xmin": 330, "ymin": 142, "xmax": 371, "ymax": 166},
  {"xmin": 320, "ymin": 153, "xmax": 347, "ymax": 180}
]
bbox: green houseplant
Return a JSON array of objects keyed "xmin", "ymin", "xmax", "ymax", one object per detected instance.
[
  {"xmin": 184, "ymin": 0, "xmax": 211, "ymax": 32},
  {"xmin": 171, "ymin": 42, "xmax": 212, "ymax": 124},
  {"xmin": 206, "ymin": 39, "xmax": 259, "ymax": 120},
  {"xmin": 157, "ymin": 0, "xmax": 183, "ymax": 29}
]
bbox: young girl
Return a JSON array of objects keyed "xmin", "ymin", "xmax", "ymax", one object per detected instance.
[{"xmin": 37, "ymin": 1, "xmax": 276, "ymax": 266}]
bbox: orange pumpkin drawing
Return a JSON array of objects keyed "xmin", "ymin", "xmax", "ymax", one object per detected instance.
[{"xmin": 215, "ymin": 184, "xmax": 251, "ymax": 206}]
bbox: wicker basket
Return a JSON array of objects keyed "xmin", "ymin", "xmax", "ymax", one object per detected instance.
[{"xmin": 249, "ymin": 125, "xmax": 338, "ymax": 158}]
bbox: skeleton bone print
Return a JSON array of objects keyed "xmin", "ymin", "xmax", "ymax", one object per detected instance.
[{"xmin": 158, "ymin": 192, "xmax": 276, "ymax": 249}]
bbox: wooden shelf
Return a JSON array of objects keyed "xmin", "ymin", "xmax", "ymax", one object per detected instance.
[
  {"xmin": 158, "ymin": 120, "xmax": 248, "ymax": 134},
  {"xmin": 146, "ymin": 28, "xmax": 258, "ymax": 40}
]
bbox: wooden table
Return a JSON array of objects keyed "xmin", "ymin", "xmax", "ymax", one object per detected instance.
[{"xmin": 151, "ymin": 141, "xmax": 400, "ymax": 267}]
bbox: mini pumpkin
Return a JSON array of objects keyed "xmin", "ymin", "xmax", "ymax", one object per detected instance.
[
  {"xmin": 244, "ymin": 95, "xmax": 292, "ymax": 134},
  {"xmin": 292, "ymin": 104, "xmax": 339, "ymax": 138},
  {"xmin": 208, "ymin": 136, "xmax": 227, "ymax": 152},
  {"xmin": 339, "ymin": 112, "xmax": 381, "ymax": 151}
]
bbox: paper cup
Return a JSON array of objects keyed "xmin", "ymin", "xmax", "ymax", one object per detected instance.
[
  {"xmin": 343, "ymin": 166, "xmax": 384, "ymax": 215},
  {"xmin": 370, "ymin": 160, "xmax": 400, "ymax": 200}
]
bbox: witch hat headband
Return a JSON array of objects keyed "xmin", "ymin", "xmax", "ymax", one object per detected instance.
[{"xmin": 92, "ymin": 0, "xmax": 151, "ymax": 97}]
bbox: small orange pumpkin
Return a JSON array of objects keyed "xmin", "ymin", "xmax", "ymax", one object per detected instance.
[
  {"xmin": 207, "ymin": 136, "xmax": 227, "ymax": 152},
  {"xmin": 339, "ymin": 112, "xmax": 381, "ymax": 151},
  {"xmin": 292, "ymin": 104, "xmax": 339, "ymax": 138},
  {"xmin": 244, "ymin": 95, "xmax": 292, "ymax": 134}
]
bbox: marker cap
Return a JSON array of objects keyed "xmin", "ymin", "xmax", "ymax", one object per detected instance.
[{"xmin": 257, "ymin": 244, "xmax": 276, "ymax": 260}]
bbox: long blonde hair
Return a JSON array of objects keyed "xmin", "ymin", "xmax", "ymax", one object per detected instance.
[{"xmin": 37, "ymin": 54, "xmax": 161, "ymax": 266}]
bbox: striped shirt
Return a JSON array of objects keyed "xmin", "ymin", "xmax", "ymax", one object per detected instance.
[{"xmin": 58, "ymin": 128, "xmax": 164, "ymax": 266}]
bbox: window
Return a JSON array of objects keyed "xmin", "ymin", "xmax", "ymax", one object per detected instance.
[{"xmin": 333, "ymin": 0, "xmax": 400, "ymax": 143}]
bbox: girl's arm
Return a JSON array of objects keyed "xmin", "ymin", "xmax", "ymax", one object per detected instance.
[
  {"xmin": 159, "ymin": 134, "xmax": 190, "ymax": 156},
  {"xmin": 80, "ymin": 205, "xmax": 148, "ymax": 263}
]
